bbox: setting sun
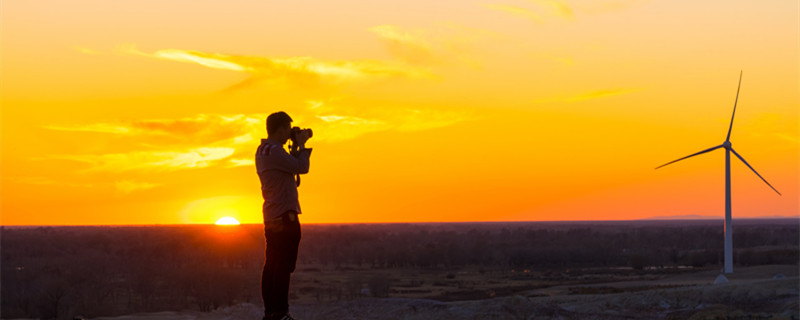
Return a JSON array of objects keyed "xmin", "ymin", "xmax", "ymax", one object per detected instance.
[{"xmin": 215, "ymin": 216, "xmax": 240, "ymax": 226}]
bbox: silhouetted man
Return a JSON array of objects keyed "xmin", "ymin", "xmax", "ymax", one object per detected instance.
[{"xmin": 256, "ymin": 111, "xmax": 312, "ymax": 320}]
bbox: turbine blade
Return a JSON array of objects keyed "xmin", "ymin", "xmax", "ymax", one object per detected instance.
[
  {"xmin": 730, "ymin": 148, "xmax": 782, "ymax": 196},
  {"xmin": 655, "ymin": 145, "xmax": 724, "ymax": 169},
  {"xmin": 726, "ymin": 71, "xmax": 743, "ymax": 141}
]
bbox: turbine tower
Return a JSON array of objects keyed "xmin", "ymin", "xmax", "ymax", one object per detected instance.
[{"xmin": 655, "ymin": 71, "xmax": 781, "ymax": 274}]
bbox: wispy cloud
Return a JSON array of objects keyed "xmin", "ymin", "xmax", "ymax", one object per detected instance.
[
  {"xmin": 566, "ymin": 88, "xmax": 643, "ymax": 102},
  {"xmin": 14, "ymin": 176, "xmax": 158, "ymax": 194},
  {"xmin": 572, "ymin": 0, "xmax": 650, "ymax": 14},
  {"xmin": 368, "ymin": 24, "xmax": 498, "ymax": 68},
  {"xmin": 44, "ymin": 114, "xmax": 259, "ymax": 145},
  {"xmin": 50, "ymin": 147, "xmax": 236, "ymax": 172},
  {"xmin": 534, "ymin": 88, "xmax": 644, "ymax": 103},
  {"xmin": 484, "ymin": 4, "xmax": 543, "ymax": 23},
  {"xmin": 527, "ymin": 0, "xmax": 575, "ymax": 20},
  {"xmin": 115, "ymin": 44, "xmax": 433, "ymax": 91},
  {"xmin": 772, "ymin": 133, "xmax": 799, "ymax": 145},
  {"xmin": 369, "ymin": 25, "xmax": 436, "ymax": 64},
  {"xmin": 42, "ymin": 102, "xmax": 475, "ymax": 173},
  {"xmin": 740, "ymin": 113, "xmax": 800, "ymax": 147},
  {"xmin": 149, "ymin": 49, "xmax": 249, "ymax": 72},
  {"xmin": 115, "ymin": 180, "xmax": 159, "ymax": 194},
  {"xmin": 45, "ymin": 104, "xmax": 474, "ymax": 146},
  {"xmin": 43, "ymin": 113, "xmax": 254, "ymax": 171},
  {"xmin": 528, "ymin": 52, "xmax": 575, "ymax": 66},
  {"xmin": 226, "ymin": 158, "xmax": 254, "ymax": 168},
  {"xmin": 312, "ymin": 113, "xmax": 389, "ymax": 141},
  {"xmin": 393, "ymin": 109, "xmax": 472, "ymax": 131},
  {"xmin": 44, "ymin": 123, "xmax": 132, "ymax": 134},
  {"xmin": 295, "ymin": 98, "xmax": 477, "ymax": 142},
  {"xmin": 14, "ymin": 177, "xmax": 94, "ymax": 188},
  {"xmin": 486, "ymin": 0, "xmax": 643, "ymax": 22},
  {"xmin": 72, "ymin": 46, "xmax": 103, "ymax": 55}
]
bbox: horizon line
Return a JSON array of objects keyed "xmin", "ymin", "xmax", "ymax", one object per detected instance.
[{"xmin": 2, "ymin": 216, "xmax": 798, "ymax": 227}]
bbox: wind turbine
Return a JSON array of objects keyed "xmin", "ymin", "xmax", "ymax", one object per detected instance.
[{"xmin": 655, "ymin": 71, "xmax": 781, "ymax": 274}]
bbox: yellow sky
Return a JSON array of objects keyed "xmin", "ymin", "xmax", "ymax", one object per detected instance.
[{"xmin": 1, "ymin": 0, "xmax": 797, "ymax": 225}]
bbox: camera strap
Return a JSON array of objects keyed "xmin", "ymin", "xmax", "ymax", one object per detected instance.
[{"xmin": 289, "ymin": 146, "xmax": 302, "ymax": 187}]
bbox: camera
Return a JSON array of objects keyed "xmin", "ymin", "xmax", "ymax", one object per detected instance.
[{"xmin": 290, "ymin": 127, "xmax": 313, "ymax": 143}]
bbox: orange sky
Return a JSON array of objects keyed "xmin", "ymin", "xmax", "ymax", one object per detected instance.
[{"xmin": 1, "ymin": 0, "xmax": 798, "ymax": 225}]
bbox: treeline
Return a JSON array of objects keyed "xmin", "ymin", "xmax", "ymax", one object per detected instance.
[
  {"xmin": 299, "ymin": 221, "xmax": 798, "ymax": 269},
  {"xmin": 1, "ymin": 220, "xmax": 797, "ymax": 319}
]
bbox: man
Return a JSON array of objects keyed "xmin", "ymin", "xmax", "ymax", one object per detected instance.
[{"xmin": 256, "ymin": 111, "xmax": 312, "ymax": 320}]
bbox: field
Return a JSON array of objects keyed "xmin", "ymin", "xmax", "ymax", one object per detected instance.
[{"xmin": 2, "ymin": 219, "xmax": 798, "ymax": 319}]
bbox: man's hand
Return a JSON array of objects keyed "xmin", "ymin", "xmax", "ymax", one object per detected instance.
[{"xmin": 295, "ymin": 130, "xmax": 311, "ymax": 147}]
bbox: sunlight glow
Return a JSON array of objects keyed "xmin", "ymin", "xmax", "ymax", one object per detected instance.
[{"xmin": 215, "ymin": 216, "xmax": 240, "ymax": 226}]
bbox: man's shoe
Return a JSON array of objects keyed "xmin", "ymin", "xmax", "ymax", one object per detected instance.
[{"xmin": 264, "ymin": 312, "xmax": 295, "ymax": 320}]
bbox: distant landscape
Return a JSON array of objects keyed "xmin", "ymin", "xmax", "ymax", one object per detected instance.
[
  {"xmin": 640, "ymin": 214, "xmax": 800, "ymax": 220},
  {"xmin": 2, "ymin": 219, "xmax": 798, "ymax": 319}
]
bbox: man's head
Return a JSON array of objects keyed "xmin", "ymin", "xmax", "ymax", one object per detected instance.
[{"xmin": 266, "ymin": 111, "xmax": 293, "ymax": 144}]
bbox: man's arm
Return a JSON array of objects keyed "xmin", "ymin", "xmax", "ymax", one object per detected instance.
[{"xmin": 272, "ymin": 146, "xmax": 312, "ymax": 174}]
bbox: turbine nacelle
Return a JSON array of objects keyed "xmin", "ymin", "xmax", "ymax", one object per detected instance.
[{"xmin": 722, "ymin": 141, "xmax": 732, "ymax": 149}]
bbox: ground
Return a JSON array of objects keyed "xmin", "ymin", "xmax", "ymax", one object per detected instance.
[{"xmin": 81, "ymin": 265, "xmax": 798, "ymax": 320}]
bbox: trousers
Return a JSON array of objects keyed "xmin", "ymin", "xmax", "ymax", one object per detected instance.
[{"xmin": 262, "ymin": 211, "xmax": 301, "ymax": 315}]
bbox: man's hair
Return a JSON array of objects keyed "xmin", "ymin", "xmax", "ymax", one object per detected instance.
[{"xmin": 267, "ymin": 111, "xmax": 293, "ymax": 135}]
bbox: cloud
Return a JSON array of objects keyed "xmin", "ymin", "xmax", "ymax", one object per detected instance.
[
  {"xmin": 571, "ymin": 0, "xmax": 650, "ymax": 14},
  {"xmin": 72, "ymin": 46, "xmax": 103, "ymax": 55},
  {"xmin": 44, "ymin": 114, "xmax": 260, "ymax": 146},
  {"xmin": 43, "ymin": 123, "xmax": 132, "ymax": 134},
  {"xmin": 393, "ymin": 109, "xmax": 472, "ymax": 131},
  {"xmin": 566, "ymin": 88, "xmax": 643, "ymax": 102},
  {"xmin": 484, "ymin": 4, "xmax": 543, "ymax": 23},
  {"xmin": 226, "ymin": 158, "xmax": 254, "ymax": 168},
  {"xmin": 45, "ymin": 103, "xmax": 474, "ymax": 147},
  {"xmin": 115, "ymin": 180, "xmax": 159, "ymax": 194},
  {"xmin": 740, "ymin": 113, "xmax": 800, "ymax": 147},
  {"xmin": 14, "ymin": 177, "xmax": 94, "ymax": 188},
  {"xmin": 116, "ymin": 44, "xmax": 433, "ymax": 91},
  {"xmin": 150, "ymin": 49, "xmax": 249, "ymax": 72},
  {"xmin": 313, "ymin": 114, "xmax": 389, "ymax": 141},
  {"xmin": 486, "ymin": 0, "xmax": 643, "ymax": 22},
  {"xmin": 42, "ymin": 102, "xmax": 475, "ymax": 173},
  {"xmin": 368, "ymin": 25, "xmax": 436, "ymax": 64},
  {"xmin": 285, "ymin": 104, "xmax": 474, "ymax": 142},
  {"xmin": 527, "ymin": 0, "xmax": 575, "ymax": 19},
  {"xmin": 301, "ymin": 101, "xmax": 476, "ymax": 142},
  {"xmin": 773, "ymin": 133, "xmax": 799, "ymax": 144},
  {"xmin": 44, "ymin": 114, "xmax": 261, "ymax": 172},
  {"xmin": 42, "ymin": 114, "xmax": 263, "ymax": 172},
  {"xmin": 368, "ymin": 24, "xmax": 498, "ymax": 68},
  {"xmin": 14, "ymin": 176, "xmax": 159, "ymax": 194},
  {"xmin": 369, "ymin": 26, "xmax": 430, "ymax": 47},
  {"xmin": 528, "ymin": 52, "xmax": 575, "ymax": 66},
  {"xmin": 533, "ymin": 88, "xmax": 644, "ymax": 103},
  {"xmin": 51, "ymin": 147, "xmax": 236, "ymax": 172}
]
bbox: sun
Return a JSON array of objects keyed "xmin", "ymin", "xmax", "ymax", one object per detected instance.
[{"xmin": 215, "ymin": 216, "xmax": 240, "ymax": 226}]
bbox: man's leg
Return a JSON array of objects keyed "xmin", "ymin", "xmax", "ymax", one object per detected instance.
[
  {"xmin": 261, "ymin": 259, "xmax": 272, "ymax": 316},
  {"xmin": 262, "ymin": 223, "xmax": 280, "ymax": 316},
  {"xmin": 275, "ymin": 213, "xmax": 301, "ymax": 312},
  {"xmin": 262, "ymin": 213, "xmax": 302, "ymax": 317}
]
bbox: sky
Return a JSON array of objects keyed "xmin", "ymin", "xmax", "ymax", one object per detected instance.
[{"xmin": 1, "ymin": 0, "xmax": 798, "ymax": 225}]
